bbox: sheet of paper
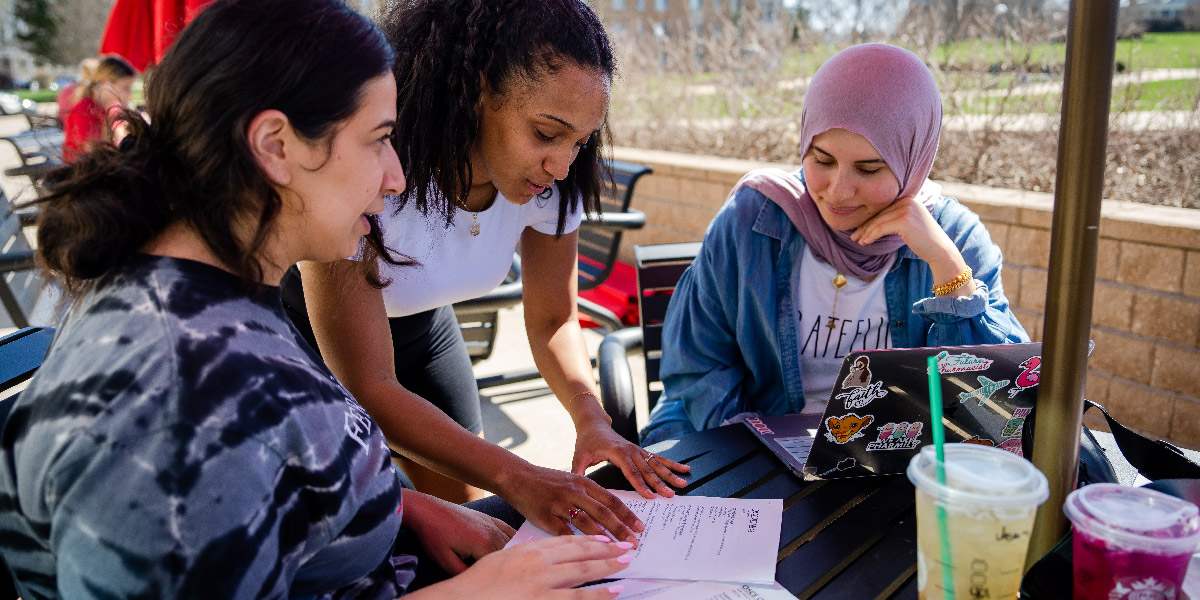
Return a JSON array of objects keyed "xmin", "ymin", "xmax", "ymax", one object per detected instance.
[
  {"xmin": 505, "ymin": 490, "xmax": 782, "ymax": 585},
  {"xmin": 579, "ymin": 579, "xmax": 689, "ymax": 599},
  {"xmin": 638, "ymin": 580, "xmax": 794, "ymax": 600}
]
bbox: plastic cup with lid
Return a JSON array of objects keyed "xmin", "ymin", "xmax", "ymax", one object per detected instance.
[
  {"xmin": 907, "ymin": 443, "xmax": 1050, "ymax": 599},
  {"xmin": 1064, "ymin": 482, "xmax": 1200, "ymax": 600}
]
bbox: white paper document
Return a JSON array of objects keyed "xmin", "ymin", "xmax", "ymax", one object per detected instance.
[
  {"xmin": 638, "ymin": 580, "xmax": 794, "ymax": 600},
  {"xmin": 582, "ymin": 579, "xmax": 793, "ymax": 600},
  {"xmin": 579, "ymin": 579, "xmax": 689, "ymax": 599},
  {"xmin": 506, "ymin": 490, "xmax": 782, "ymax": 585}
]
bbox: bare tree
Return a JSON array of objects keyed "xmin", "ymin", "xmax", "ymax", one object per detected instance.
[{"xmin": 54, "ymin": 0, "xmax": 114, "ymax": 67}]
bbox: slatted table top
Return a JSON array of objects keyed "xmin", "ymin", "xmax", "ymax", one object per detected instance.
[{"xmin": 590, "ymin": 424, "xmax": 919, "ymax": 600}]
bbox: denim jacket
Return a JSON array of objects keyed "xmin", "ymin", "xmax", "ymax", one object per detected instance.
[{"xmin": 641, "ymin": 174, "xmax": 1030, "ymax": 444}]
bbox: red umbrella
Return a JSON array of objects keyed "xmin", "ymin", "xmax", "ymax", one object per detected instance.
[{"xmin": 98, "ymin": 0, "xmax": 214, "ymax": 72}]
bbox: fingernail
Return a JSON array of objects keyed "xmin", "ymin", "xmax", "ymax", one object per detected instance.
[
  {"xmin": 634, "ymin": 521, "xmax": 645, "ymax": 533},
  {"xmin": 617, "ymin": 553, "xmax": 635, "ymax": 564},
  {"xmin": 616, "ymin": 541, "xmax": 634, "ymax": 549},
  {"xmin": 593, "ymin": 535, "xmax": 613, "ymax": 542},
  {"xmin": 608, "ymin": 584, "xmax": 626, "ymax": 594}
]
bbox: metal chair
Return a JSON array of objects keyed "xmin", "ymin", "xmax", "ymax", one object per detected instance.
[
  {"xmin": 0, "ymin": 189, "xmax": 43, "ymax": 329},
  {"xmin": 0, "ymin": 326, "xmax": 55, "ymax": 600},
  {"xmin": 598, "ymin": 242, "xmax": 701, "ymax": 443}
]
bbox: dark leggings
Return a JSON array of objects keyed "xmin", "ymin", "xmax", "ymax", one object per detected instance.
[{"xmin": 280, "ymin": 267, "xmax": 483, "ymax": 435}]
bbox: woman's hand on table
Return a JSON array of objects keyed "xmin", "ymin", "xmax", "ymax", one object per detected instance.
[
  {"xmin": 572, "ymin": 420, "xmax": 691, "ymax": 499},
  {"xmin": 501, "ymin": 464, "xmax": 645, "ymax": 547},
  {"xmin": 413, "ymin": 535, "xmax": 631, "ymax": 600},
  {"xmin": 401, "ymin": 489, "xmax": 514, "ymax": 575}
]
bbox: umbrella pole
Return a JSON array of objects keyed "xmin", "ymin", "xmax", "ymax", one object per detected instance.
[{"xmin": 1025, "ymin": 0, "xmax": 1120, "ymax": 568}]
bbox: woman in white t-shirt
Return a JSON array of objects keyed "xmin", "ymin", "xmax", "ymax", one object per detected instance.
[{"xmin": 280, "ymin": 0, "xmax": 688, "ymax": 542}]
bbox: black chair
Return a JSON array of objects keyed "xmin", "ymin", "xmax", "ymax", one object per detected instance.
[
  {"xmin": 0, "ymin": 326, "xmax": 55, "ymax": 600},
  {"xmin": 0, "ymin": 127, "xmax": 64, "ymax": 196},
  {"xmin": 455, "ymin": 159, "xmax": 650, "ymax": 389},
  {"xmin": 454, "ymin": 255, "xmax": 522, "ymax": 365},
  {"xmin": 598, "ymin": 241, "xmax": 701, "ymax": 443},
  {"xmin": 0, "ymin": 189, "xmax": 42, "ymax": 329}
]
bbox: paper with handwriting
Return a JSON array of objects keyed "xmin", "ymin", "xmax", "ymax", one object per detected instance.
[{"xmin": 505, "ymin": 489, "xmax": 781, "ymax": 585}]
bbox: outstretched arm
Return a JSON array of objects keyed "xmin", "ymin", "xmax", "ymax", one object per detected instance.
[
  {"xmin": 519, "ymin": 228, "xmax": 689, "ymax": 499},
  {"xmin": 298, "ymin": 259, "xmax": 643, "ymax": 543}
]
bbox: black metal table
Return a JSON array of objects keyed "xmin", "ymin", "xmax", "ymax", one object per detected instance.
[{"xmin": 590, "ymin": 425, "xmax": 920, "ymax": 599}]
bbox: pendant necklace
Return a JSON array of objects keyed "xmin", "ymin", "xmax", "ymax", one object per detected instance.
[
  {"xmin": 465, "ymin": 210, "xmax": 481, "ymax": 237},
  {"xmin": 827, "ymin": 273, "xmax": 847, "ymax": 329},
  {"xmin": 456, "ymin": 199, "xmax": 482, "ymax": 237},
  {"xmin": 459, "ymin": 188, "xmax": 497, "ymax": 237}
]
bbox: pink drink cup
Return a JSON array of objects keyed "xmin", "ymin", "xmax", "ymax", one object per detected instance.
[{"xmin": 1064, "ymin": 484, "xmax": 1200, "ymax": 600}]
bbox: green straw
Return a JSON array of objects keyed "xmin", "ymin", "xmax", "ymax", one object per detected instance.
[{"xmin": 927, "ymin": 355, "xmax": 954, "ymax": 599}]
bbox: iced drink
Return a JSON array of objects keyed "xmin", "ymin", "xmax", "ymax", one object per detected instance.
[
  {"xmin": 907, "ymin": 444, "xmax": 1049, "ymax": 600},
  {"xmin": 1064, "ymin": 483, "xmax": 1200, "ymax": 600}
]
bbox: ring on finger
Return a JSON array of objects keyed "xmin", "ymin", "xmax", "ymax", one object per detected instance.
[
  {"xmin": 643, "ymin": 451, "xmax": 656, "ymax": 466},
  {"xmin": 567, "ymin": 507, "xmax": 580, "ymax": 522}
]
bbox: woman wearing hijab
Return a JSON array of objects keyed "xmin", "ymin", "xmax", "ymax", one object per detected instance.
[{"xmin": 641, "ymin": 43, "xmax": 1029, "ymax": 445}]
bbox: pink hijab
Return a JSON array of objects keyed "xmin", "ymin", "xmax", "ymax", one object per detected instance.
[{"xmin": 735, "ymin": 43, "xmax": 943, "ymax": 279}]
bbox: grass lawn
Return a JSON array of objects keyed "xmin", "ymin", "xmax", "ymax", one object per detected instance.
[
  {"xmin": 930, "ymin": 31, "xmax": 1200, "ymax": 70},
  {"xmin": 13, "ymin": 89, "xmax": 56, "ymax": 103},
  {"xmin": 1116, "ymin": 32, "xmax": 1200, "ymax": 69}
]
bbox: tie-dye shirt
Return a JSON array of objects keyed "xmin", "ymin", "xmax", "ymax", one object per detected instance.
[{"xmin": 0, "ymin": 255, "xmax": 414, "ymax": 599}]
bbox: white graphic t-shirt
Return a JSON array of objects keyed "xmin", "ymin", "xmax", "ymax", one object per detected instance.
[{"xmin": 795, "ymin": 245, "xmax": 894, "ymax": 414}]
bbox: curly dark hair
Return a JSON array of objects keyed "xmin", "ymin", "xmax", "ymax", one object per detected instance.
[
  {"xmin": 381, "ymin": 0, "xmax": 615, "ymax": 235},
  {"xmin": 30, "ymin": 0, "xmax": 401, "ymax": 297}
]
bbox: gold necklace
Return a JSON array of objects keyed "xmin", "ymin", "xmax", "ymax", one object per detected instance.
[
  {"xmin": 826, "ymin": 273, "xmax": 847, "ymax": 329},
  {"xmin": 465, "ymin": 211, "xmax": 480, "ymax": 237},
  {"xmin": 456, "ymin": 200, "xmax": 481, "ymax": 236}
]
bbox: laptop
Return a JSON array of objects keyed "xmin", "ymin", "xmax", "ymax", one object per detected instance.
[{"xmin": 741, "ymin": 342, "xmax": 1049, "ymax": 480}]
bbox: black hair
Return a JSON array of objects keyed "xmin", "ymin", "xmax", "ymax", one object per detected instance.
[
  {"xmin": 381, "ymin": 0, "xmax": 615, "ymax": 234},
  {"xmin": 31, "ymin": 0, "xmax": 400, "ymax": 297}
]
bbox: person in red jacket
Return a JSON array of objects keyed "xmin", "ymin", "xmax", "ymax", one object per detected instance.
[
  {"xmin": 62, "ymin": 55, "xmax": 135, "ymax": 161},
  {"xmin": 55, "ymin": 57, "xmax": 99, "ymax": 119}
]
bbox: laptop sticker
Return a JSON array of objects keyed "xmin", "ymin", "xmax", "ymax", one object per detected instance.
[
  {"xmin": 1007, "ymin": 357, "xmax": 1041, "ymax": 399},
  {"xmin": 825, "ymin": 413, "xmax": 874, "ymax": 444},
  {"xmin": 962, "ymin": 435, "xmax": 996, "ymax": 447},
  {"xmin": 815, "ymin": 458, "xmax": 857, "ymax": 477},
  {"xmin": 997, "ymin": 438, "xmax": 1024, "ymax": 456},
  {"xmin": 835, "ymin": 380, "xmax": 888, "ymax": 410},
  {"xmin": 936, "ymin": 350, "xmax": 994, "ymax": 373},
  {"xmin": 1001, "ymin": 407, "xmax": 1032, "ymax": 438},
  {"xmin": 841, "ymin": 356, "xmax": 872, "ymax": 389},
  {"xmin": 958, "ymin": 375, "xmax": 1011, "ymax": 406},
  {"xmin": 866, "ymin": 421, "xmax": 923, "ymax": 451}
]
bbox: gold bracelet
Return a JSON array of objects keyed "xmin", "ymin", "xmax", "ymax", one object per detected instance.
[
  {"xmin": 932, "ymin": 268, "xmax": 973, "ymax": 297},
  {"xmin": 568, "ymin": 390, "xmax": 601, "ymax": 407}
]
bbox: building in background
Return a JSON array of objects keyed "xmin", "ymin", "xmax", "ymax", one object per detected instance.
[{"xmin": 0, "ymin": 0, "xmax": 39, "ymax": 87}]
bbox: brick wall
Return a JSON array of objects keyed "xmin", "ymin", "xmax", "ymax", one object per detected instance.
[{"xmin": 610, "ymin": 146, "xmax": 1200, "ymax": 450}]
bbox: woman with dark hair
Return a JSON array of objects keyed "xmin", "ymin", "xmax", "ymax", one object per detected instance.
[
  {"xmin": 281, "ymin": 0, "xmax": 689, "ymax": 536},
  {"xmin": 62, "ymin": 54, "xmax": 136, "ymax": 161},
  {"xmin": 0, "ymin": 0, "xmax": 630, "ymax": 597}
]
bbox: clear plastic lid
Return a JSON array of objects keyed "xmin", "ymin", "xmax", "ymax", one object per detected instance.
[
  {"xmin": 906, "ymin": 444, "xmax": 1049, "ymax": 508},
  {"xmin": 1064, "ymin": 483, "xmax": 1200, "ymax": 553}
]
